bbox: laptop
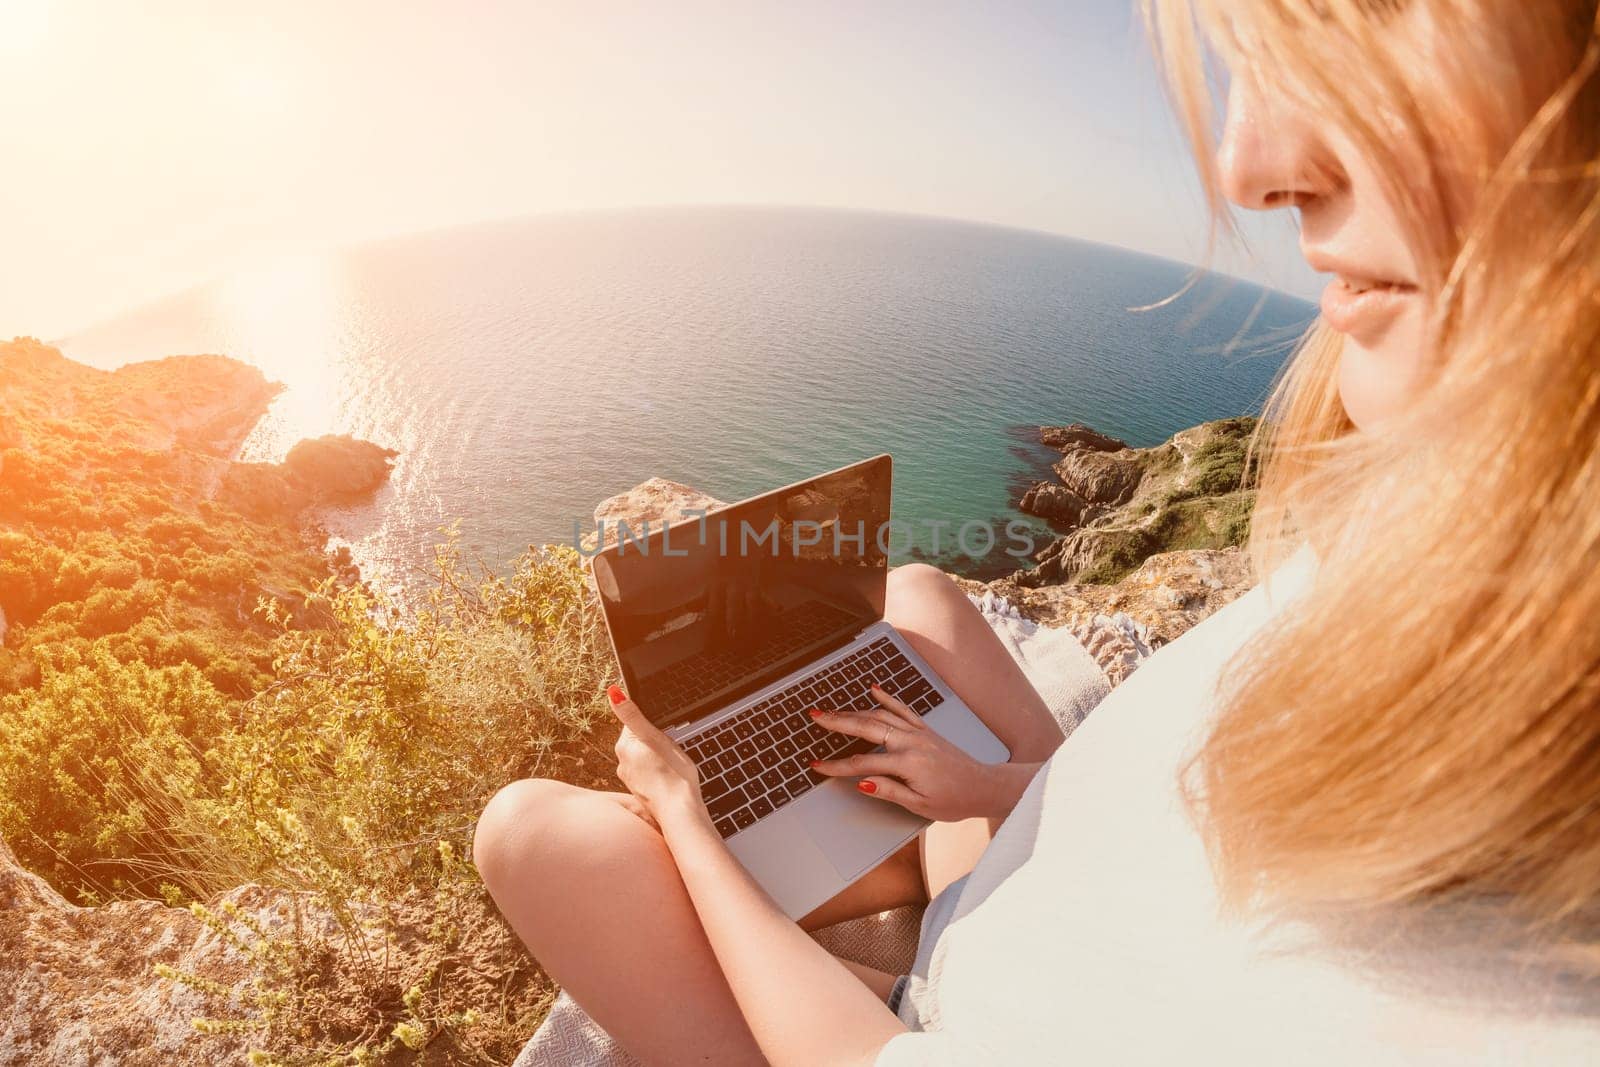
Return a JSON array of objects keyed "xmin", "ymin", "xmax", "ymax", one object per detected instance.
[{"xmin": 591, "ymin": 455, "xmax": 1010, "ymax": 919}]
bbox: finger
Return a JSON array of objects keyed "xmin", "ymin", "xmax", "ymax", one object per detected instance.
[
  {"xmin": 867, "ymin": 683, "xmax": 925, "ymax": 728},
  {"xmin": 808, "ymin": 707, "xmax": 902, "ymax": 742},
  {"xmin": 855, "ymin": 775, "xmax": 928, "ymax": 815},
  {"xmin": 606, "ymin": 684, "xmax": 652, "ymax": 731},
  {"xmin": 809, "ymin": 751, "xmax": 908, "ymax": 778}
]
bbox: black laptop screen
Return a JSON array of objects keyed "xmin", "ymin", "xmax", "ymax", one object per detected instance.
[{"xmin": 592, "ymin": 456, "xmax": 891, "ymax": 729}]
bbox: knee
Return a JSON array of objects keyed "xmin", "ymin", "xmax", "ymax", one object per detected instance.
[
  {"xmin": 887, "ymin": 562, "xmax": 961, "ymax": 605},
  {"xmin": 473, "ymin": 777, "xmax": 581, "ymax": 896},
  {"xmin": 887, "ymin": 563, "xmax": 972, "ymax": 627}
]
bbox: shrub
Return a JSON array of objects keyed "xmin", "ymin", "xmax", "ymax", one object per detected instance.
[
  {"xmin": 140, "ymin": 537, "xmax": 613, "ymax": 1063},
  {"xmin": 0, "ymin": 646, "xmax": 228, "ymax": 898}
]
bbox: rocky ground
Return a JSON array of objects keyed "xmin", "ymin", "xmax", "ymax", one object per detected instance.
[{"xmin": 0, "ymin": 835, "xmax": 259, "ymax": 1064}]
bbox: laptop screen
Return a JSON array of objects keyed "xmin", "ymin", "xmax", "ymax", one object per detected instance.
[{"xmin": 592, "ymin": 455, "xmax": 891, "ymax": 729}]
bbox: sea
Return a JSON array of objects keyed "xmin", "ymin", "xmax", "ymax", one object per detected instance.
[{"xmin": 61, "ymin": 206, "xmax": 1315, "ymax": 584}]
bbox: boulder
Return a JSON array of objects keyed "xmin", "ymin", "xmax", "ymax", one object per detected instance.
[
  {"xmin": 1017, "ymin": 481, "xmax": 1091, "ymax": 525},
  {"xmin": 1053, "ymin": 449, "xmax": 1145, "ymax": 507},
  {"xmin": 584, "ymin": 478, "xmax": 727, "ymax": 556},
  {"xmin": 1038, "ymin": 423, "xmax": 1128, "ymax": 453},
  {"xmin": 592, "ymin": 478, "xmax": 726, "ymax": 529},
  {"xmin": 284, "ymin": 434, "xmax": 398, "ymax": 502}
]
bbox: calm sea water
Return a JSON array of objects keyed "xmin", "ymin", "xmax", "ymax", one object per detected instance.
[{"xmin": 63, "ymin": 207, "xmax": 1314, "ymax": 583}]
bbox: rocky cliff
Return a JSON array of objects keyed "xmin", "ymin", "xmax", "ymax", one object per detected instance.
[
  {"xmin": 0, "ymin": 343, "xmax": 416, "ymax": 1064},
  {"xmin": 1015, "ymin": 417, "xmax": 1256, "ymax": 587}
]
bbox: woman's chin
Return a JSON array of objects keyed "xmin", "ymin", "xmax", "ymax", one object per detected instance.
[{"xmin": 1337, "ymin": 339, "xmax": 1430, "ymax": 432}]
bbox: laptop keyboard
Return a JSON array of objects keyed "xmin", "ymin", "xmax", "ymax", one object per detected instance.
[{"xmin": 685, "ymin": 636, "xmax": 943, "ymax": 839}]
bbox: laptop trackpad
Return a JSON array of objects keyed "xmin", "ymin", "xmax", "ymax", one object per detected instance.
[{"xmin": 799, "ymin": 778, "xmax": 928, "ymax": 879}]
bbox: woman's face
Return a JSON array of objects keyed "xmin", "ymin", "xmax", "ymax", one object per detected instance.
[{"xmin": 1217, "ymin": 74, "xmax": 1434, "ymax": 431}]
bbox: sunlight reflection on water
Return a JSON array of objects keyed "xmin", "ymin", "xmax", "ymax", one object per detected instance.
[{"xmin": 221, "ymin": 252, "xmax": 348, "ymax": 463}]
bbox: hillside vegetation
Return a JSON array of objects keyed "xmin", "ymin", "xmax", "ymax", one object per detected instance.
[{"xmin": 0, "ymin": 340, "xmax": 618, "ymax": 1064}]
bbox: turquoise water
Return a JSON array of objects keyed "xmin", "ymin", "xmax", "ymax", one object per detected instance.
[{"xmin": 63, "ymin": 206, "xmax": 1314, "ymax": 582}]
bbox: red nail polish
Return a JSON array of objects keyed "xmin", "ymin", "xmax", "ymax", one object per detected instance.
[
  {"xmin": 809, "ymin": 709, "xmax": 822, "ymax": 718},
  {"xmin": 808, "ymin": 760, "xmax": 821, "ymax": 769},
  {"xmin": 607, "ymin": 684, "xmax": 627, "ymax": 706},
  {"xmin": 858, "ymin": 780, "xmax": 877, "ymax": 794}
]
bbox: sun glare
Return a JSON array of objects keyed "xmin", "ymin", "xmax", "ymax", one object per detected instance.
[
  {"xmin": 226, "ymin": 62, "xmax": 291, "ymax": 116},
  {"xmin": 0, "ymin": 0, "xmax": 52, "ymax": 58},
  {"xmin": 216, "ymin": 251, "xmax": 348, "ymax": 461}
]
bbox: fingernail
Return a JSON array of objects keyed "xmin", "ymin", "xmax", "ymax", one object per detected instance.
[
  {"xmin": 858, "ymin": 780, "xmax": 877, "ymax": 794},
  {"xmin": 607, "ymin": 684, "xmax": 627, "ymax": 706},
  {"xmin": 808, "ymin": 760, "xmax": 821, "ymax": 768},
  {"xmin": 809, "ymin": 709, "xmax": 823, "ymax": 718}
]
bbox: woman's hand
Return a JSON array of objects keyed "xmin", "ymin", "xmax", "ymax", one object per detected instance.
[
  {"xmin": 809, "ymin": 685, "xmax": 1027, "ymax": 822},
  {"xmin": 607, "ymin": 684, "xmax": 708, "ymax": 828}
]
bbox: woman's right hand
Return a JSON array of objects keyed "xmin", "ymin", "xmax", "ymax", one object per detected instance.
[{"xmin": 807, "ymin": 684, "xmax": 1037, "ymax": 822}]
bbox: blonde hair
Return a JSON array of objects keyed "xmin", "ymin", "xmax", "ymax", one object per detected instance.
[{"xmin": 1146, "ymin": 0, "xmax": 1600, "ymax": 959}]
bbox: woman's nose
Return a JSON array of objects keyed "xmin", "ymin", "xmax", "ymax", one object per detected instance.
[{"xmin": 1217, "ymin": 77, "xmax": 1339, "ymax": 211}]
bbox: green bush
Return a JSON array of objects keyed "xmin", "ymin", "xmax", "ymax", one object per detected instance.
[
  {"xmin": 146, "ymin": 539, "xmax": 611, "ymax": 1063},
  {"xmin": 0, "ymin": 646, "xmax": 228, "ymax": 899}
]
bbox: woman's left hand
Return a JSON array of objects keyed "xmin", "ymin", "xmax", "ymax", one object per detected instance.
[
  {"xmin": 809, "ymin": 685, "xmax": 1009, "ymax": 822},
  {"xmin": 607, "ymin": 684, "xmax": 706, "ymax": 826}
]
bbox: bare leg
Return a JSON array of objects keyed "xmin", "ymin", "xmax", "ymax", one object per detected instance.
[{"xmin": 476, "ymin": 779, "xmax": 769, "ymax": 1065}]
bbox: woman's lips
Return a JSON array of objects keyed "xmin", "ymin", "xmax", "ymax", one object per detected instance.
[{"xmin": 1320, "ymin": 275, "xmax": 1416, "ymax": 341}]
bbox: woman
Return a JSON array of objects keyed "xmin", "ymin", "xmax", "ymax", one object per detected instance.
[{"xmin": 475, "ymin": 0, "xmax": 1600, "ymax": 1062}]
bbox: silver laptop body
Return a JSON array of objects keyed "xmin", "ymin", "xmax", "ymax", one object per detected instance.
[{"xmin": 592, "ymin": 456, "xmax": 1009, "ymax": 920}]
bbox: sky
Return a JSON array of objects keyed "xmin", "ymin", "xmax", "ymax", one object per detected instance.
[{"xmin": 0, "ymin": 0, "xmax": 1320, "ymax": 337}]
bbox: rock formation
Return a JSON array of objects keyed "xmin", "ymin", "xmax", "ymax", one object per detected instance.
[
  {"xmin": 284, "ymin": 435, "xmax": 399, "ymax": 501},
  {"xmin": 582, "ymin": 478, "xmax": 726, "ymax": 555},
  {"xmin": 1037, "ymin": 422, "xmax": 1127, "ymax": 452},
  {"xmin": 1052, "ymin": 447, "xmax": 1146, "ymax": 507},
  {"xmin": 1016, "ymin": 481, "xmax": 1094, "ymax": 525},
  {"xmin": 1016, "ymin": 416, "xmax": 1256, "ymax": 587},
  {"xmin": 220, "ymin": 435, "xmax": 398, "ymax": 518},
  {"xmin": 592, "ymin": 477, "xmax": 725, "ymax": 529},
  {"xmin": 979, "ymin": 544, "xmax": 1254, "ymax": 649}
]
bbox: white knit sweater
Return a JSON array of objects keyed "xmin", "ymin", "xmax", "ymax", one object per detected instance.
[{"xmin": 877, "ymin": 548, "xmax": 1600, "ymax": 1066}]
